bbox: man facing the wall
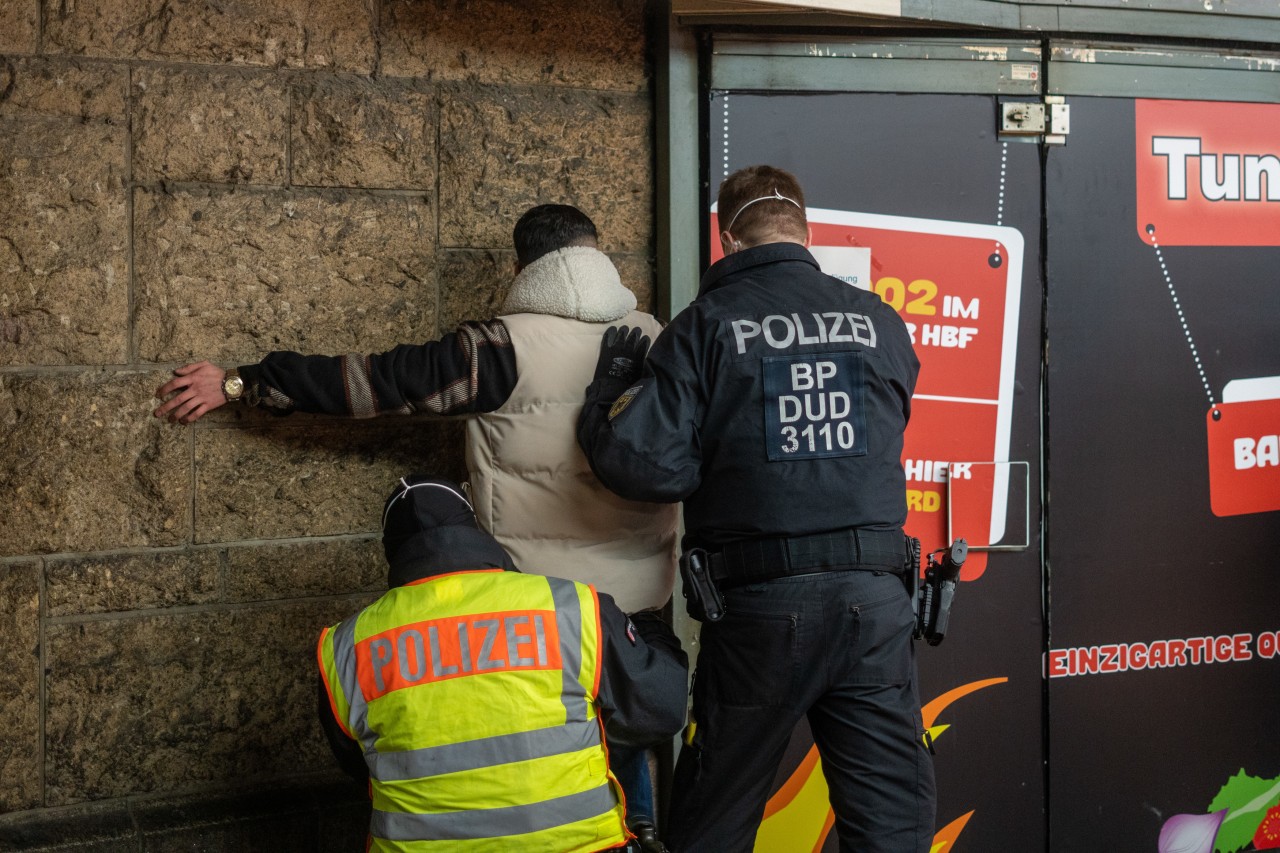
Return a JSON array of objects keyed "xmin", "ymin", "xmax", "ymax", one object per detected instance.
[{"xmin": 154, "ymin": 204, "xmax": 680, "ymax": 847}]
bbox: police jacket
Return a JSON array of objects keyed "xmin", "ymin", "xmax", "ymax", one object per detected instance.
[
  {"xmin": 317, "ymin": 523, "xmax": 689, "ymax": 807},
  {"xmin": 578, "ymin": 242, "xmax": 919, "ymax": 552}
]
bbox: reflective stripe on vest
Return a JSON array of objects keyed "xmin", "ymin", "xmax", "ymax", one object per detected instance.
[
  {"xmin": 369, "ymin": 718, "xmax": 600, "ymax": 781},
  {"xmin": 318, "ymin": 569, "xmax": 624, "ymax": 850},
  {"xmin": 371, "ymin": 782, "xmax": 617, "ymax": 841},
  {"xmin": 550, "ymin": 574, "xmax": 589, "ymax": 722},
  {"xmin": 330, "ymin": 613, "xmax": 379, "ymax": 754}
]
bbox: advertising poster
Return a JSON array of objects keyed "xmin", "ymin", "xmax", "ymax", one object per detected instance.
[
  {"xmin": 1046, "ymin": 97, "xmax": 1280, "ymax": 852},
  {"xmin": 709, "ymin": 91, "xmax": 1047, "ymax": 852}
]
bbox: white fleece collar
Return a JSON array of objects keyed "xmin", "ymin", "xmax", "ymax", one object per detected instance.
[{"xmin": 500, "ymin": 246, "xmax": 637, "ymax": 323}]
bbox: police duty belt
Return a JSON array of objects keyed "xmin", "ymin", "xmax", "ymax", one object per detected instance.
[{"xmin": 706, "ymin": 528, "xmax": 908, "ymax": 589}]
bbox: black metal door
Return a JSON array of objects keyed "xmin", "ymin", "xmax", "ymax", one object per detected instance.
[
  {"xmin": 1043, "ymin": 44, "xmax": 1280, "ymax": 853},
  {"xmin": 707, "ymin": 38, "xmax": 1049, "ymax": 853}
]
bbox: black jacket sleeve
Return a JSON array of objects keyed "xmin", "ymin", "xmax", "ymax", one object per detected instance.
[
  {"xmin": 594, "ymin": 594, "xmax": 689, "ymax": 750},
  {"xmin": 577, "ymin": 312, "xmax": 705, "ymax": 503},
  {"xmin": 239, "ymin": 320, "xmax": 519, "ymax": 417},
  {"xmin": 318, "ymin": 678, "xmax": 369, "ymax": 782}
]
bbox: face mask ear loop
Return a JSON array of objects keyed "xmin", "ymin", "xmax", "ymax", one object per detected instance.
[
  {"xmin": 723, "ymin": 188, "xmax": 803, "ymax": 234},
  {"xmin": 382, "ymin": 478, "xmax": 411, "ymax": 531},
  {"xmin": 382, "ymin": 480, "xmax": 475, "ymax": 531}
]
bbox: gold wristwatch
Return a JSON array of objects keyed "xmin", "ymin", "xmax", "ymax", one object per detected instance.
[{"xmin": 222, "ymin": 367, "xmax": 245, "ymax": 402}]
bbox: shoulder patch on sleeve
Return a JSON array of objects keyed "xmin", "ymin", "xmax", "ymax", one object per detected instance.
[
  {"xmin": 625, "ymin": 617, "xmax": 638, "ymax": 646},
  {"xmin": 609, "ymin": 384, "xmax": 644, "ymax": 420}
]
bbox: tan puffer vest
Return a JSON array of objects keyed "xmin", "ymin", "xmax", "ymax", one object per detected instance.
[{"xmin": 465, "ymin": 248, "xmax": 678, "ymax": 612}]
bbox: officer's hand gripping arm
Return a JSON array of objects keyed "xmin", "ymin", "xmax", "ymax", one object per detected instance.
[
  {"xmin": 577, "ymin": 317, "xmax": 704, "ymax": 503},
  {"xmin": 588, "ymin": 325, "xmax": 651, "ymax": 403}
]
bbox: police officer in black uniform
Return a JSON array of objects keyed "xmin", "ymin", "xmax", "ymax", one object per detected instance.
[{"xmin": 577, "ymin": 165, "xmax": 935, "ymax": 852}]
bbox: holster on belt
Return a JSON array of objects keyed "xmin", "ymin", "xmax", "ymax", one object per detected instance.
[
  {"xmin": 678, "ymin": 548, "xmax": 725, "ymax": 623},
  {"xmin": 915, "ymin": 539, "xmax": 967, "ymax": 645},
  {"xmin": 904, "ymin": 535, "xmax": 922, "ymax": 619}
]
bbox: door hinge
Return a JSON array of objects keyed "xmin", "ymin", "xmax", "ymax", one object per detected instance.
[{"xmin": 999, "ymin": 96, "xmax": 1070, "ymax": 145}]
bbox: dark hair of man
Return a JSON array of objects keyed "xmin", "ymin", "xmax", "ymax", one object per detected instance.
[
  {"xmin": 718, "ymin": 165, "xmax": 808, "ymax": 245},
  {"xmin": 513, "ymin": 204, "xmax": 600, "ymax": 267}
]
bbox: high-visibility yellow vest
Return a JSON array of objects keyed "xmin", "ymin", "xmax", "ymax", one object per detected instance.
[{"xmin": 317, "ymin": 568, "xmax": 628, "ymax": 852}]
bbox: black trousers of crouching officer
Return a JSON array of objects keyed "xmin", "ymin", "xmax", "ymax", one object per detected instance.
[{"xmin": 667, "ymin": 569, "xmax": 935, "ymax": 853}]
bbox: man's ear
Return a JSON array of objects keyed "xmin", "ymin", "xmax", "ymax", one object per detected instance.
[
  {"xmin": 513, "ymin": 259, "xmax": 523, "ymax": 276},
  {"xmin": 804, "ymin": 226, "xmax": 813, "ymax": 248},
  {"xmin": 720, "ymin": 230, "xmax": 738, "ymax": 255}
]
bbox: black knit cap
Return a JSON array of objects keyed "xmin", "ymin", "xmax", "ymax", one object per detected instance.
[{"xmin": 381, "ymin": 474, "xmax": 477, "ymax": 564}]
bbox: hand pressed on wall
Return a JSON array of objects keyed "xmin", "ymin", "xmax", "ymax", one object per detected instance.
[{"xmin": 153, "ymin": 361, "xmax": 229, "ymax": 425}]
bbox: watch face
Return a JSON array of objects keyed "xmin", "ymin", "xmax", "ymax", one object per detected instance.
[{"xmin": 224, "ymin": 376, "xmax": 244, "ymax": 398}]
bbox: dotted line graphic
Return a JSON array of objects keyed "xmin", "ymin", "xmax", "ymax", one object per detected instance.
[
  {"xmin": 721, "ymin": 93, "xmax": 731, "ymax": 184},
  {"xmin": 988, "ymin": 142, "xmax": 1008, "ymax": 269},
  {"xmin": 996, "ymin": 142, "xmax": 1008, "ymax": 227},
  {"xmin": 1147, "ymin": 224, "xmax": 1216, "ymax": 409}
]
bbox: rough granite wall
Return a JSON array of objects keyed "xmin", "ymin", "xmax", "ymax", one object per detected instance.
[{"xmin": 0, "ymin": 0, "xmax": 654, "ymax": 848}]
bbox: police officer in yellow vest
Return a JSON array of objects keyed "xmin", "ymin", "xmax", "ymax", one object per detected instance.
[{"xmin": 317, "ymin": 475, "xmax": 689, "ymax": 852}]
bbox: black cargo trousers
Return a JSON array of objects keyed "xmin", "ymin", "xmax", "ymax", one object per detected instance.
[{"xmin": 666, "ymin": 568, "xmax": 936, "ymax": 852}]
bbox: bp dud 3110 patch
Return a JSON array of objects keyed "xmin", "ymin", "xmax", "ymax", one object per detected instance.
[{"xmin": 763, "ymin": 352, "xmax": 867, "ymax": 461}]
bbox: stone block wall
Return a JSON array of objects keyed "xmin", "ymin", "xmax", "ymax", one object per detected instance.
[{"xmin": 0, "ymin": 0, "xmax": 655, "ymax": 847}]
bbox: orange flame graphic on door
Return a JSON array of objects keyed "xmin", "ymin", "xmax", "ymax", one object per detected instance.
[{"xmin": 753, "ymin": 677, "xmax": 1008, "ymax": 853}]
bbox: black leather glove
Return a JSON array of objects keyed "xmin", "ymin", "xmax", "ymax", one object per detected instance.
[{"xmin": 591, "ymin": 325, "xmax": 651, "ymax": 401}]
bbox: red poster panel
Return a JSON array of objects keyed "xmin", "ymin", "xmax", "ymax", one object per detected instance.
[
  {"xmin": 1135, "ymin": 99, "xmax": 1280, "ymax": 247},
  {"xmin": 1206, "ymin": 377, "xmax": 1280, "ymax": 517},
  {"xmin": 711, "ymin": 208, "xmax": 1026, "ymax": 579}
]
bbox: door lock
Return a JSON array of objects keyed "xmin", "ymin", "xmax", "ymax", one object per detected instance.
[
  {"xmin": 1001, "ymin": 102, "xmax": 1045, "ymax": 135},
  {"xmin": 999, "ymin": 96, "xmax": 1070, "ymax": 144}
]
